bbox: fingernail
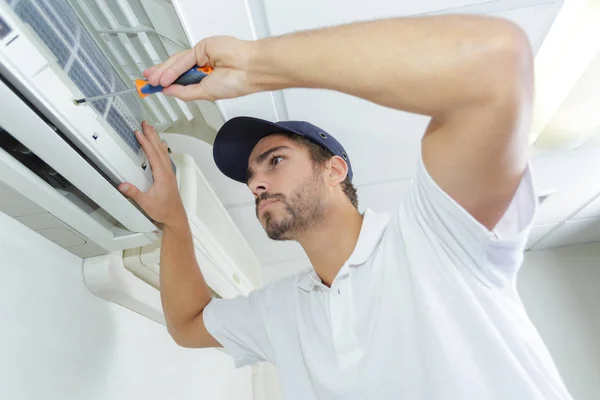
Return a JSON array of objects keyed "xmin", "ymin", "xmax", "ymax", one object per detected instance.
[{"xmin": 119, "ymin": 185, "xmax": 128, "ymax": 193}]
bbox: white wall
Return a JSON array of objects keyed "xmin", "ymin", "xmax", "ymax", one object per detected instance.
[
  {"xmin": 0, "ymin": 212, "xmax": 254, "ymax": 400},
  {"xmin": 518, "ymin": 243, "xmax": 600, "ymax": 400}
]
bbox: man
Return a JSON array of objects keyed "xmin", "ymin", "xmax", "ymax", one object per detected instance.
[{"xmin": 118, "ymin": 15, "xmax": 573, "ymax": 400}]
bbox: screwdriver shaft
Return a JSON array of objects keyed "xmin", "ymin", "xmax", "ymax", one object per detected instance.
[{"xmin": 74, "ymin": 88, "xmax": 137, "ymax": 105}]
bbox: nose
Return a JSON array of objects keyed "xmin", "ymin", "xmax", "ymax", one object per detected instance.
[{"xmin": 249, "ymin": 175, "xmax": 270, "ymax": 198}]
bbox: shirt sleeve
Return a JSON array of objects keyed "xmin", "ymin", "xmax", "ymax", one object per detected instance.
[
  {"xmin": 398, "ymin": 151, "xmax": 538, "ymax": 286},
  {"xmin": 203, "ymin": 288, "xmax": 274, "ymax": 368}
]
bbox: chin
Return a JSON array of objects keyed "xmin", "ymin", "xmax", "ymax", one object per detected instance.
[
  {"xmin": 265, "ymin": 228, "xmax": 293, "ymax": 242},
  {"xmin": 262, "ymin": 212, "xmax": 294, "ymax": 241}
]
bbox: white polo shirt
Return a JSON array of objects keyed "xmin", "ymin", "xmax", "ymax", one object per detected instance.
[{"xmin": 203, "ymin": 154, "xmax": 573, "ymax": 400}]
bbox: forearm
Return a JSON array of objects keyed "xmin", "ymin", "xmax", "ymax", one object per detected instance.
[
  {"xmin": 250, "ymin": 15, "xmax": 530, "ymax": 118},
  {"xmin": 159, "ymin": 212, "xmax": 211, "ymax": 333}
]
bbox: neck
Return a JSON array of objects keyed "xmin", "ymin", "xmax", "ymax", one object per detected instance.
[{"xmin": 296, "ymin": 203, "xmax": 364, "ymax": 287}]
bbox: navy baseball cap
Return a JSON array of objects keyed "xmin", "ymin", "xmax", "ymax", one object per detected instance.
[{"xmin": 213, "ymin": 116, "xmax": 353, "ymax": 183}]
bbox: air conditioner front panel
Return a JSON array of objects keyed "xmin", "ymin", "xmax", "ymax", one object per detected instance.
[
  {"xmin": 0, "ymin": 143, "xmax": 155, "ymax": 256},
  {"xmin": 0, "ymin": 74, "xmax": 157, "ymax": 235},
  {"xmin": 0, "ymin": 178, "xmax": 109, "ymax": 257}
]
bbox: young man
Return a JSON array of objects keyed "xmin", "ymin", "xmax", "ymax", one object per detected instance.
[{"xmin": 118, "ymin": 15, "xmax": 573, "ymax": 400}]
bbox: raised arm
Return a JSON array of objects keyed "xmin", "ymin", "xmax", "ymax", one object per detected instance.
[{"xmin": 147, "ymin": 15, "xmax": 534, "ymax": 229}]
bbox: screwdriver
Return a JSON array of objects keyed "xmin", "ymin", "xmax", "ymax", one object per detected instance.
[{"xmin": 73, "ymin": 65, "xmax": 213, "ymax": 105}]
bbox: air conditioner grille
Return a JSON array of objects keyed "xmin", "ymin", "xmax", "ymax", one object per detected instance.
[
  {"xmin": 10, "ymin": 0, "xmax": 146, "ymax": 153},
  {"xmin": 15, "ymin": 1, "xmax": 71, "ymax": 67},
  {"xmin": 67, "ymin": 59, "xmax": 108, "ymax": 114},
  {"xmin": 36, "ymin": 0, "xmax": 74, "ymax": 45}
]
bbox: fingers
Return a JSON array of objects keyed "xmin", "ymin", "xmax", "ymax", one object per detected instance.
[
  {"xmin": 135, "ymin": 128, "xmax": 160, "ymax": 171},
  {"xmin": 144, "ymin": 40, "xmax": 212, "ymax": 88},
  {"xmin": 140, "ymin": 122, "xmax": 171, "ymax": 169},
  {"xmin": 118, "ymin": 183, "xmax": 147, "ymax": 209},
  {"xmin": 144, "ymin": 51, "xmax": 187, "ymax": 86},
  {"xmin": 158, "ymin": 139, "xmax": 172, "ymax": 167},
  {"xmin": 162, "ymin": 80, "xmax": 214, "ymax": 102},
  {"xmin": 143, "ymin": 64, "xmax": 158, "ymax": 79},
  {"xmin": 160, "ymin": 52, "xmax": 197, "ymax": 88},
  {"xmin": 135, "ymin": 124, "xmax": 168, "ymax": 180},
  {"xmin": 144, "ymin": 50, "xmax": 188, "ymax": 85},
  {"xmin": 193, "ymin": 40, "xmax": 211, "ymax": 70},
  {"xmin": 160, "ymin": 140, "xmax": 171, "ymax": 159},
  {"xmin": 145, "ymin": 49, "xmax": 197, "ymax": 87}
]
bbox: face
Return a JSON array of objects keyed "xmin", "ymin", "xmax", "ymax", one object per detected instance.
[{"xmin": 247, "ymin": 134, "xmax": 328, "ymax": 241}]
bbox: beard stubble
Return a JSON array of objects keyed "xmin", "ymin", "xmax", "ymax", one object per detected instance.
[{"xmin": 257, "ymin": 170, "xmax": 327, "ymax": 241}]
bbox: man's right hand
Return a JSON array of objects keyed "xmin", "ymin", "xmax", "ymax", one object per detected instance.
[
  {"xmin": 118, "ymin": 121, "xmax": 186, "ymax": 228},
  {"xmin": 143, "ymin": 36, "xmax": 257, "ymax": 102}
]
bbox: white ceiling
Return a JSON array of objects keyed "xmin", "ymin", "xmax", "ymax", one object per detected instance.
[{"xmin": 171, "ymin": 0, "xmax": 600, "ymax": 283}]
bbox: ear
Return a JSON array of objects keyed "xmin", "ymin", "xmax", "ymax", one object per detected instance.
[{"xmin": 325, "ymin": 156, "xmax": 348, "ymax": 186}]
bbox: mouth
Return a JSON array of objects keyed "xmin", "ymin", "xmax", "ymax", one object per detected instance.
[{"xmin": 258, "ymin": 199, "xmax": 279, "ymax": 213}]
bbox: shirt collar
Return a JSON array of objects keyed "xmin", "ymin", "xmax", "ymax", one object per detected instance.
[
  {"xmin": 297, "ymin": 269, "xmax": 324, "ymax": 291},
  {"xmin": 297, "ymin": 209, "xmax": 391, "ymax": 291}
]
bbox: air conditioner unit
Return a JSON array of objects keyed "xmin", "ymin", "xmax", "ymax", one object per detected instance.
[{"xmin": 0, "ymin": 0, "xmax": 261, "ymax": 323}]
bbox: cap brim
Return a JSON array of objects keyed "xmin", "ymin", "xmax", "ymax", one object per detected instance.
[{"xmin": 213, "ymin": 116, "xmax": 306, "ymax": 183}]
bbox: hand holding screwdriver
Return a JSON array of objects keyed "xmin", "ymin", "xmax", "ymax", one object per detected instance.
[
  {"xmin": 74, "ymin": 65, "xmax": 214, "ymax": 104},
  {"xmin": 144, "ymin": 36, "xmax": 258, "ymax": 102}
]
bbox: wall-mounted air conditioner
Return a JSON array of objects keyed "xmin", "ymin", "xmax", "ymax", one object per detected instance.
[{"xmin": 0, "ymin": 0, "xmax": 261, "ymax": 323}]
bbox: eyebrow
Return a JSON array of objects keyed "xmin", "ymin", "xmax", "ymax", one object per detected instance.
[{"xmin": 246, "ymin": 145, "xmax": 291, "ymax": 184}]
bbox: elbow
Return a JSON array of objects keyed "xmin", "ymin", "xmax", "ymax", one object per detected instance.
[
  {"xmin": 486, "ymin": 20, "xmax": 534, "ymax": 101},
  {"xmin": 167, "ymin": 323, "xmax": 199, "ymax": 348},
  {"xmin": 165, "ymin": 306, "xmax": 213, "ymax": 349},
  {"xmin": 166, "ymin": 324, "xmax": 185, "ymax": 347},
  {"xmin": 166, "ymin": 322, "xmax": 186, "ymax": 346},
  {"xmin": 170, "ymin": 334, "xmax": 197, "ymax": 349},
  {"xmin": 165, "ymin": 314, "xmax": 196, "ymax": 348}
]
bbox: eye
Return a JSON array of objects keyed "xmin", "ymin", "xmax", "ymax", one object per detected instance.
[{"xmin": 270, "ymin": 155, "xmax": 284, "ymax": 167}]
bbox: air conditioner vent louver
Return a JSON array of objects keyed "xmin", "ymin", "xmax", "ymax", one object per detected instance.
[{"xmin": 66, "ymin": 0, "xmax": 208, "ymax": 130}]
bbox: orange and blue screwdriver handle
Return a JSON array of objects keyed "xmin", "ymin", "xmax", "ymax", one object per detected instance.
[{"xmin": 134, "ymin": 65, "xmax": 213, "ymax": 98}]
